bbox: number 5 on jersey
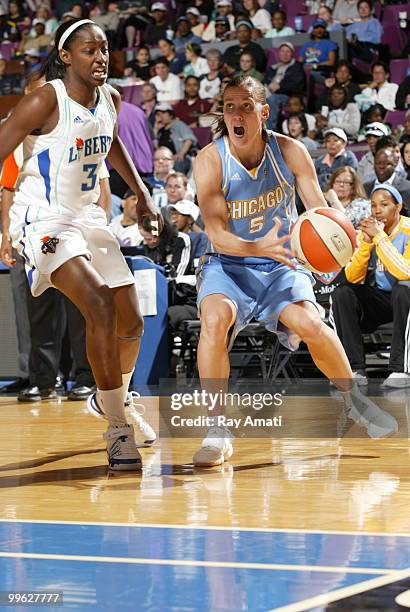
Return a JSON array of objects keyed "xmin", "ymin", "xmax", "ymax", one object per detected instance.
[{"xmin": 249, "ymin": 215, "xmax": 265, "ymax": 233}]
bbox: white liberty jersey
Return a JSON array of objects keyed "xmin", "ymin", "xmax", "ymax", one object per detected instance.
[
  {"xmin": 13, "ymin": 79, "xmax": 116, "ymax": 218},
  {"xmin": 213, "ymin": 131, "xmax": 298, "ymax": 265}
]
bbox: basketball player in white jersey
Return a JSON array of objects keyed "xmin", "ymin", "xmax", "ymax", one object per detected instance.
[
  {"xmin": 192, "ymin": 75, "xmax": 398, "ymax": 467},
  {"xmin": 0, "ymin": 18, "xmax": 163, "ymax": 471}
]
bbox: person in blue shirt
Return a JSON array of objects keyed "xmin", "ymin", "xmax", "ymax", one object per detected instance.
[
  {"xmin": 315, "ymin": 127, "xmax": 358, "ymax": 189},
  {"xmin": 298, "ymin": 18, "xmax": 338, "ymax": 83},
  {"xmin": 346, "ymin": 0, "xmax": 383, "ymax": 63},
  {"xmin": 191, "ymin": 74, "xmax": 397, "ymax": 467}
]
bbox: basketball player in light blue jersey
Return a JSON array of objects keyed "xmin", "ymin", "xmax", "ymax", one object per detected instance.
[
  {"xmin": 193, "ymin": 75, "xmax": 397, "ymax": 467},
  {"xmin": 0, "ymin": 19, "xmax": 163, "ymax": 471}
]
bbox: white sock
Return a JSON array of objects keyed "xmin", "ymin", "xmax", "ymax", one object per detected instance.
[
  {"xmin": 97, "ymin": 387, "xmax": 127, "ymax": 426},
  {"xmin": 122, "ymin": 370, "xmax": 134, "ymax": 404}
]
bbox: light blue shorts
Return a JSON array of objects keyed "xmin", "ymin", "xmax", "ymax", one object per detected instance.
[{"xmin": 197, "ymin": 255, "xmax": 317, "ymax": 351}]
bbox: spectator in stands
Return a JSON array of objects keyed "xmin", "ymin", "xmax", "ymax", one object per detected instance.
[
  {"xmin": 264, "ymin": 9, "xmax": 295, "ymax": 38},
  {"xmin": 395, "ymin": 75, "xmax": 410, "ymax": 112},
  {"xmin": 144, "ymin": 2, "xmax": 168, "ymax": 46},
  {"xmin": 359, "ymin": 62, "xmax": 399, "ymax": 112},
  {"xmin": 34, "ymin": 5, "xmax": 58, "ymax": 35},
  {"xmin": 173, "ymin": 75, "xmax": 212, "ymax": 127},
  {"xmin": 313, "ymin": 5, "xmax": 342, "ymax": 33},
  {"xmin": 157, "ymin": 38, "xmax": 186, "ymax": 75},
  {"xmin": 139, "ymin": 81, "xmax": 157, "ymax": 127},
  {"xmin": 363, "ymin": 146, "xmax": 410, "ymax": 202},
  {"xmin": 183, "ymin": 42, "xmax": 210, "ymax": 79},
  {"xmin": 166, "ymin": 172, "xmax": 193, "ymax": 211},
  {"xmin": 121, "ymin": 0, "xmax": 151, "ymax": 48},
  {"xmin": 150, "ymin": 57, "xmax": 183, "ymax": 105},
  {"xmin": 202, "ymin": 0, "xmax": 235, "ymax": 43},
  {"xmin": 241, "ymin": 0, "xmax": 271, "ymax": 35},
  {"xmin": 147, "ymin": 146, "xmax": 175, "ymax": 210},
  {"xmin": 154, "ymin": 104, "xmax": 197, "ymax": 174},
  {"xmin": 400, "ymin": 113, "xmax": 410, "ymax": 144},
  {"xmin": 168, "ymin": 199, "xmax": 208, "ymax": 260},
  {"xmin": 55, "ymin": 0, "xmax": 84, "ymax": 20},
  {"xmin": 401, "ymin": 140, "xmax": 410, "ymax": 180},
  {"xmin": 110, "ymin": 190, "xmax": 143, "ymax": 248},
  {"xmin": 287, "ymin": 112, "xmax": 318, "ymax": 152},
  {"xmin": 124, "ymin": 45, "xmax": 152, "ymax": 80},
  {"xmin": 139, "ymin": 217, "xmax": 192, "ymax": 278},
  {"xmin": 315, "ymin": 127, "xmax": 358, "ymax": 189},
  {"xmin": 316, "ymin": 84, "xmax": 361, "ymax": 140},
  {"xmin": 0, "ymin": 5, "xmax": 19, "ymax": 43},
  {"xmin": 186, "ymin": 7, "xmax": 206, "ymax": 39},
  {"xmin": 236, "ymin": 51, "xmax": 263, "ymax": 81},
  {"xmin": 0, "ymin": 54, "xmax": 22, "ymax": 94},
  {"xmin": 357, "ymin": 121, "xmax": 390, "ymax": 180},
  {"xmin": 346, "ymin": 0, "xmax": 383, "ymax": 63},
  {"xmin": 316, "ymin": 60, "xmax": 361, "ymax": 110},
  {"xmin": 223, "ymin": 20, "xmax": 266, "ymax": 74},
  {"xmin": 324, "ymin": 166, "xmax": 370, "ymax": 227},
  {"xmin": 90, "ymin": 1, "xmax": 120, "ymax": 43},
  {"xmin": 24, "ymin": 48, "xmax": 42, "ymax": 74},
  {"xmin": 331, "ymin": 184, "xmax": 410, "ymax": 388},
  {"xmin": 207, "ymin": 15, "xmax": 230, "ymax": 43},
  {"xmin": 7, "ymin": 0, "xmax": 29, "ymax": 28},
  {"xmin": 173, "ymin": 16, "xmax": 203, "ymax": 53},
  {"xmin": 199, "ymin": 48, "xmax": 222, "ymax": 100},
  {"xmin": 18, "ymin": 18, "xmax": 53, "ymax": 54},
  {"xmin": 264, "ymin": 42, "xmax": 305, "ymax": 131},
  {"xmin": 298, "ymin": 18, "xmax": 337, "ymax": 82},
  {"xmin": 281, "ymin": 94, "xmax": 317, "ymax": 140},
  {"xmin": 333, "ymin": 0, "xmax": 359, "ymax": 24},
  {"xmin": 373, "ymin": 135, "xmax": 406, "ymax": 180}
]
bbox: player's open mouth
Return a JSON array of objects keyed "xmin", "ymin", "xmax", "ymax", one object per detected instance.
[
  {"xmin": 233, "ymin": 126, "xmax": 245, "ymax": 136},
  {"xmin": 92, "ymin": 69, "xmax": 107, "ymax": 79}
]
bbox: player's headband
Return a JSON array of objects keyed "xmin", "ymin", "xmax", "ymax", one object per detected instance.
[{"xmin": 58, "ymin": 19, "xmax": 95, "ymax": 51}]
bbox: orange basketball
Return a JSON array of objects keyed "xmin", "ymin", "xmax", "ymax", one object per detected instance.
[{"xmin": 290, "ymin": 207, "xmax": 357, "ymax": 273}]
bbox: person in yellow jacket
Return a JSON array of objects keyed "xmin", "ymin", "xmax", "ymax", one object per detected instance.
[{"xmin": 330, "ymin": 183, "xmax": 410, "ymax": 388}]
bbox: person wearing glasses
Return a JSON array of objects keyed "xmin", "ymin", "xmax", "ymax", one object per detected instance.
[{"xmin": 324, "ymin": 166, "xmax": 370, "ymax": 228}]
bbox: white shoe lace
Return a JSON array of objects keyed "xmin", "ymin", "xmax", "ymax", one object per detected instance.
[{"xmin": 126, "ymin": 391, "xmax": 146, "ymax": 418}]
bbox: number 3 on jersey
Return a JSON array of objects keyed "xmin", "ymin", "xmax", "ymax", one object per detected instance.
[
  {"xmin": 249, "ymin": 214, "xmax": 265, "ymax": 233},
  {"xmin": 81, "ymin": 163, "xmax": 98, "ymax": 191}
]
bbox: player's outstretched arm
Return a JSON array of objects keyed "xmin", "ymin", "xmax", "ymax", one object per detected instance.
[
  {"xmin": 276, "ymin": 134, "xmax": 328, "ymax": 211},
  {"xmin": 0, "ymin": 85, "xmax": 57, "ymax": 165},
  {"xmin": 107, "ymin": 87, "xmax": 163, "ymax": 234},
  {"xmin": 194, "ymin": 145, "xmax": 294, "ymax": 267}
]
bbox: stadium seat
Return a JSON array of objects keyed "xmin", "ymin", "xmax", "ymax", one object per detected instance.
[
  {"xmin": 381, "ymin": 24, "xmax": 408, "ymax": 58},
  {"xmin": 390, "ymin": 59, "xmax": 409, "ymax": 85},
  {"xmin": 192, "ymin": 127, "xmax": 212, "ymax": 149},
  {"xmin": 385, "ymin": 110, "xmax": 407, "ymax": 129}
]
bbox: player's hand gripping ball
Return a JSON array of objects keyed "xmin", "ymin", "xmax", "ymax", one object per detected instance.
[{"xmin": 290, "ymin": 207, "xmax": 357, "ymax": 273}]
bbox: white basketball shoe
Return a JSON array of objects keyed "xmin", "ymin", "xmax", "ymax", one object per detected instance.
[
  {"xmin": 341, "ymin": 386, "xmax": 398, "ymax": 438},
  {"xmin": 193, "ymin": 426, "xmax": 233, "ymax": 467},
  {"xmin": 104, "ymin": 424, "xmax": 142, "ymax": 471},
  {"xmin": 87, "ymin": 391, "xmax": 156, "ymax": 447}
]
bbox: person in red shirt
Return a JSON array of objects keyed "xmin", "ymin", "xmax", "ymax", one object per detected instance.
[{"xmin": 172, "ymin": 76, "xmax": 212, "ymax": 128}]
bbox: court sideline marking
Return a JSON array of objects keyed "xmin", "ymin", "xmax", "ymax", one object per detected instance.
[
  {"xmin": 0, "ymin": 518, "xmax": 410, "ymax": 538},
  {"xmin": 0, "ymin": 551, "xmax": 392, "ymax": 574}
]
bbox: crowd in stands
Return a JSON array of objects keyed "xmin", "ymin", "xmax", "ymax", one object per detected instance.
[{"xmin": 0, "ymin": 0, "xmax": 409, "ymax": 391}]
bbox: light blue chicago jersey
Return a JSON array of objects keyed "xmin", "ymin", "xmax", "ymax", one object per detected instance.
[{"xmin": 213, "ymin": 131, "xmax": 297, "ymax": 265}]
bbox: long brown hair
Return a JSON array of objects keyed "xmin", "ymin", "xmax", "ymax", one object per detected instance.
[
  {"xmin": 327, "ymin": 166, "xmax": 367, "ymax": 201},
  {"xmin": 212, "ymin": 75, "xmax": 267, "ymax": 138}
]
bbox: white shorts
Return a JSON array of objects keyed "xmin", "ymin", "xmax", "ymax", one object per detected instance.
[{"xmin": 10, "ymin": 204, "xmax": 135, "ymax": 297}]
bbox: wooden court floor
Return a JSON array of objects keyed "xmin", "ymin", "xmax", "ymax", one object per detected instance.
[{"xmin": 0, "ymin": 393, "xmax": 410, "ymax": 610}]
